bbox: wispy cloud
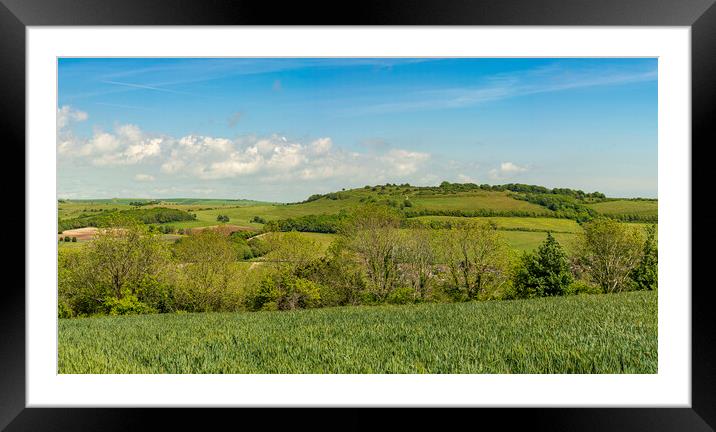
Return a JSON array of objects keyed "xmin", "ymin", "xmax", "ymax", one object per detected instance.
[
  {"xmin": 134, "ymin": 174, "xmax": 155, "ymax": 182},
  {"xmin": 63, "ymin": 58, "xmax": 437, "ymax": 102},
  {"xmin": 95, "ymin": 102, "xmax": 153, "ymax": 111},
  {"xmin": 100, "ymin": 80, "xmax": 190, "ymax": 95},
  {"xmin": 346, "ymin": 64, "xmax": 657, "ymax": 116}
]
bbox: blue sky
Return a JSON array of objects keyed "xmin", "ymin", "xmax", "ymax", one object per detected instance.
[{"xmin": 57, "ymin": 58, "xmax": 657, "ymax": 201}]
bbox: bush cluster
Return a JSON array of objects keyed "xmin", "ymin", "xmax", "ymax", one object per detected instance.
[{"xmin": 59, "ymin": 207, "xmax": 196, "ymax": 232}]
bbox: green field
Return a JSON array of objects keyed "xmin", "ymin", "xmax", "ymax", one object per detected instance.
[
  {"xmin": 250, "ymin": 232, "xmax": 337, "ymax": 256},
  {"xmin": 501, "ymin": 231, "xmax": 579, "ymax": 253},
  {"xmin": 587, "ymin": 200, "xmax": 658, "ymax": 216},
  {"xmin": 58, "ymin": 290, "xmax": 657, "ymax": 374},
  {"xmin": 410, "ymin": 191, "xmax": 548, "ymax": 213},
  {"xmin": 412, "ymin": 216, "xmax": 583, "ymax": 233}
]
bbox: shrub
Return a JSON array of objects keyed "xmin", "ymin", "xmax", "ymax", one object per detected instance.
[
  {"xmin": 396, "ymin": 228, "xmax": 438, "ymax": 301},
  {"xmin": 387, "ymin": 286, "xmax": 415, "ymax": 305},
  {"xmin": 57, "ymin": 218, "xmax": 170, "ymax": 316},
  {"xmin": 575, "ymin": 219, "xmax": 643, "ymax": 293},
  {"xmin": 102, "ymin": 292, "xmax": 156, "ymax": 316},
  {"xmin": 71, "ymin": 237, "xmax": 77, "ymax": 242},
  {"xmin": 251, "ymin": 216, "xmax": 267, "ymax": 224},
  {"xmin": 171, "ymin": 229, "xmax": 240, "ymax": 312},
  {"xmin": 342, "ymin": 204, "xmax": 403, "ymax": 301},
  {"xmin": 128, "ymin": 274, "xmax": 174, "ymax": 313},
  {"xmin": 58, "ymin": 299, "xmax": 74, "ymax": 318},
  {"xmin": 513, "ymin": 233, "xmax": 573, "ymax": 298},
  {"xmin": 436, "ymin": 221, "xmax": 511, "ymax": 301},
  {"xmin": 264, "ymin": 213, "xmax": 348, "ymax": 234},
  {"xmin": 629, "ymin": 224, "xmax": 658, "ymax": 290},
  {"xmin": 245, "ymin": 274, "xmax": 321, "ymax": 311},
  {"xmin": 565, "ymin": 280, "xmax": 602, "ymax": 296}
]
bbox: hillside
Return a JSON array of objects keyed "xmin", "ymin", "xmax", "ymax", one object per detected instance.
[{"xmin": 57, "ymin": 182, "xmax": 657, "ymax": 252}]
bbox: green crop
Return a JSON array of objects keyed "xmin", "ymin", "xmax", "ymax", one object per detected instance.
[{"xmin": 59, "ymin": 291, "xmax": 657, "ymax": 374}]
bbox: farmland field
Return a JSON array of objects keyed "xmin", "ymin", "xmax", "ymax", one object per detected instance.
[
  {"xmin": 58, "ymin": 290, "xmax": 657, "ymax": 374},
  {"xmin": 411, "ymin": 191, "xmax": 549, "ymax": 213},
  {"xmin": 501, "ymin": 231, "xmax": 578, "ymax": 253},
  {"xmin": 587, "ymin": 200, "xmax": 658, "ymax": 217},
  {"xmin": 412, "ymin": 216, "xmax": 583, "ymax": 233}
]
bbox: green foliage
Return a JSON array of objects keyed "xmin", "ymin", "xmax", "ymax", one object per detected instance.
[
  {"xmin": 171, "ymin": 230, "xmax": 240, "ymax": 312},
  {"xmin": 127, "ymin": 274, "xmax": 174, "ymax": 313},
  {"xmin": 58, "ymin": 219, "xmax": 169, "ymax": 317},
  {"xmin": 433, "ymin": 181, "xmax": 606, "ymax": 201},
  {"xmin": 57, "ymin": 183, "xmax": 658, "ymax": 319},
  {"xmin": 342, "ymin": 204, "xmax": 404, "ymax": 301},
  {"xmin": 102, "ymin": 291, "xmax": 156, "ymax": 316},
  {"xmin": 404, "ymin": 208, "xmax": 554, "ymax": 219},
  {"xmin": 565, "ymin": 280, "xmax": 602, "ymax": 296},
  {"xmin": 301, "ymin": 191, "xmax": 349, "ymax": 203},
  {"xmin": 386, "ymin": 286, "xmax": 416, "ymax": 305},
  {"xmin": 129, "ymin": 200, "xmax": 161, "ymax": 207},
  {"xmin": 437, "ymin": 221, "xmax": 511, "ymax": 301},
  {"xmin": 264, "ymin": 213, "xmax": 349, "ymax": 233},
  {"xmin": 514, "ymin": 193, "xmax": 596, "ymax": 222},
  {"xmin": 629, "ymin": 224, "xmax": 658, "ymax": 290},
  {"xmin": 297, "ymin": 241, "xmax": 366, "ymax": 307},
  {"xmin": 575, "ymin": 219, "xmax": 644, "ymax": 293},
  {"xmin": 58, "ymin": 299, "xmax": 74, "ymax": 319},
  {"xmin": 513, "ymin": 233, "xmax": 573, "ymax": 298},
  {"xmin": 59, "ymin": 291, "xmax": 657, "ymax": 374},
  {"xmin": 59, "ymin": 207, "xmax": 195, "ymax": 231},
  {"xmin": 245, "ymin": 274, "xmax": 321, "ymax": 311}
]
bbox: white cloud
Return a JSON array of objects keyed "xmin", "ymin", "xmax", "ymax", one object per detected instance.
[
  {"xmin": 57, "ymin": 106, "xmax": 88, "ymax": 155},
  {"xmin": 57, "ymin": 105, "xmax": 88, "ymax": 130},
  {"xmin": 457, "ymin": 174, "xmax": 477, "ymax": 183},
  {"xmin": 134, "ymin": 174, "xmax": 155, "ymax": 182},
  {"xmin": 489, "ymin": 161, "xmax": 528, "ymax": 179},
  {"xmin": 380, "ymin": 149, "xmax": 430, "ymax": 176},
  {"xmin": 58, "ymin": 113, "xmax": 434, "ymax": 187},
  {"xmin": 310, "ymin": 137, "xmax": 332, "ymax": 154}
]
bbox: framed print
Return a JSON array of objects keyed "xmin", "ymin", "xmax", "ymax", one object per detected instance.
[{"xmin": 3, "ymin": 0, "xmax": 714, "ymax": 430}]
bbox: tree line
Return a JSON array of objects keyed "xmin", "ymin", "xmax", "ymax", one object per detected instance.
[
  {"xmin": 58, "ymin": 207, "xmax": 196, "ymax": 233},
  {"xmin": 58, "ymin": 205, "xmax": 657, "ymax": 318}
]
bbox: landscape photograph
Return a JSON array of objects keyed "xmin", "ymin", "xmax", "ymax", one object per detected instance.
[{"xmin": 56, "ymin": 57, "xmax": 658, "ymax": 374}]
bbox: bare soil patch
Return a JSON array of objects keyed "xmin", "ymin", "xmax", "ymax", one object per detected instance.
[{"xmin": 58, "ymin": 227, "xmax": 98, "ymax": 241}]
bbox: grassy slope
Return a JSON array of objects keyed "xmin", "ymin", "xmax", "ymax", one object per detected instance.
[
  {"xmin": 58, "ymin": 290, "xmax": 657, "ymax": 374},
  {"xmin": 58, "ymin": 198, "xmax": 268, "ymax": 220},
  {"xmin": 412, "ymin": 216, "xmax": 582, "ymax": 233},
  {"xmin": 587, "ymin": 200, "xmax": 658, "ymax": 216},
  {"xmin": 411, "ymin": 191, "xmax": 546, "ymax": 212},
  {"xmin": 501, "ymin": 231, "xmax": 579, "ymax": 253}
]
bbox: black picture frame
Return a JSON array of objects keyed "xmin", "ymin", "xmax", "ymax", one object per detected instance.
[{"xmin": 3, "ymin": 0, "xmax": 713, "ymax": 430}]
